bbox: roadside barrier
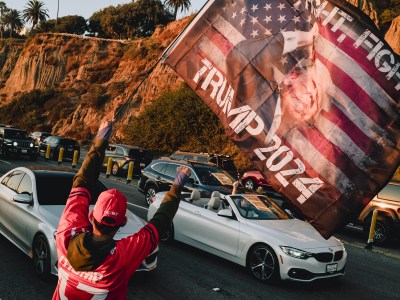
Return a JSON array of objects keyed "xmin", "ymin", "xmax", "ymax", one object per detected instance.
[
  {"xmin": 106, "ymin": 158, "xmax": 113, "ymax": 178},
  {"xmin": 58, "ymin": 148, "xmax": 64, "ymax": 164},
  {"xmin": 45, "ymin": 145, "xmax": 51, "ymax": 160},
  {"xmin": 365, "ymin": 210, "xmax": 378, "ymax": 249},
  {"xmin": 72, "ymin": 150, "xmax": 79, "ymax": 168},
  {"xmin": 127, "ymin": 162, "xmax": 134, "ymax": 183}
]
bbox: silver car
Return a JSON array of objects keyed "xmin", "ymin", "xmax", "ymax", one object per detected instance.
[{"xmin": 0, "ymin": 167, "xmax": 158, "ymax": 279}]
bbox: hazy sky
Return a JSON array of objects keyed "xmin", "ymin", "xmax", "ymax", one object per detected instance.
[{"xmin": 5, "ymin": 0, "xmax": 208, "ymax": 21}]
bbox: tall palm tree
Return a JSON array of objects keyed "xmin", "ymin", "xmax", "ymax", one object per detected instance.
[
  {"xmin": 4, "ymin": 9, "xmax": 24, "ymax": 38},
  {"xmin": 22, "ymin": 0, "xmax": 49, "ymax": 31},
  {"xmin": 0, "ymin": 1, "xmax": 9, "ymax": 38},
  {"xmin": 164, "ymin": 0, "xmax": 191, "ymax": 20}
]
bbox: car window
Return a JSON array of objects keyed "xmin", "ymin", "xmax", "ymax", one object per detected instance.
[
  {"xmin": 5, "ymin": 170, "xmax": 25, "ymax": 191},
  {"xmin": 59, "ymin": 139, "xmax": 76, "ymax": 147},
  {"xmin": 35, "ymin": 173, "xmax": 107, "ymax": 205},
  {"xmin": 231, "ymin": 195, "xmax": 289, "ymax": 220},
  {"xmin": 17, "ymin": 174, "xmax": 33, "ymax": 195},
  {"xmin": 164, "ymin": 163, "xmax": 180, "ymax": 178},
  {"xmin": 183, "ymin": 155, "xmax": 194, "ymax": 160},
  {"xmin": 151, "ymin": 162, "xmax": 166, "ymax": 173},
  {"xmin": 107, "ymin": 145, "xmax": 117, "ymax": 153},
  {"xmin": 116, "ymin": 147, "xmax": 124, "ymax": 155},
  {"xmin": 171, "ymin": 154, "xmax": 184, "ymax": 160},
  {"xmin": 197, "ymin": 156, "xmax": 209, "ymax": 163},
  {"xmin": 378, "ymin": 184, "xmax": 400, "ymax": 202},
  {"xmin": 193, "ymin": 166, "xmax": 235, "ymax": 186}
]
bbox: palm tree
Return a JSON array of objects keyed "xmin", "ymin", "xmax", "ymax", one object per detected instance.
[
  {"xmin": 164, "ymin": 0, "xmax": 191, "ymax": 20},
  {"xmin": 22, "ymin": 0, "xmax": 49, "ymax": 31},
  {"xmin": 4, "ymin": 9, "xmax": 24, "ymax": 38},
  {"xmin": 0, "ymin": 1, "xmax": 9, "ymax": 38}
]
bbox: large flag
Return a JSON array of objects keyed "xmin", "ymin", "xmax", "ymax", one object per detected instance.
[{"xmin": 162, "ymin": 0, "xmax": 400, "ymax": 238}]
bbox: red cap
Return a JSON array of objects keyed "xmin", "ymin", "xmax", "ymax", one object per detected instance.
[{"xmin": 92, "ymin": 189, "xmax": 127, "ymax": 226}]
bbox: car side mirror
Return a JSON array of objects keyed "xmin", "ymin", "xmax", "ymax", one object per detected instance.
[
  {"xmin": 218, "ymin": 209, "xmax": 233, "ymax": 218},
  {"xmin": 13, "ymin": 193, "xmax": 32, "ymax": 204}
]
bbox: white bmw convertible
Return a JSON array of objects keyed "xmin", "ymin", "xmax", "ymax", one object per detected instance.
[{"xmin": 148, "ymin": 190, "xmax": 346, "ymax": 282}]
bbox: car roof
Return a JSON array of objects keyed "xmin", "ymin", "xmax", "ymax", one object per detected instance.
[
  {"xmin": 153, "ymin": 157, "xmax": 220, "ymax": 168},
  {"xmin": 109, "ymin": 143, "xmax": 145, "ymax": 150}
]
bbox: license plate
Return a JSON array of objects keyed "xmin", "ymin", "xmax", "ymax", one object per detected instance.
[
  {"xmin": 140, "ymin": 163, "xmax": 145, "ymax": 167},
  {"xmin": 21, "ymin": 149, "xmax": 28, "ymax": 153},
  {"xmin": 326, "ymin": 263, "xmax": 337, "ymax": 273},
  {"xmin": 68, "ymin": 148, "xmax": 73, "ymax": 151}
]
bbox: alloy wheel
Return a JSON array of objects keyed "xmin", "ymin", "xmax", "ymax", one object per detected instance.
[{"xmin": 248, "ymin": 244, "xmax": 278, "ymax": 281}]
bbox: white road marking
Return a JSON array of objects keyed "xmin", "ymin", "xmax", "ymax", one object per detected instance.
[
  {"xmin": 127, "ymin": 202, "xmax": 149, "ymax": 211},
  {"xmin": 0, "ymin": 160, "xmax": 11, "ymax": 165}
]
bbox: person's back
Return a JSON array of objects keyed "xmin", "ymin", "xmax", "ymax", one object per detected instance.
[{"xmin": 52, "ymin": 120, "xmax": 190, "ymax": 299}]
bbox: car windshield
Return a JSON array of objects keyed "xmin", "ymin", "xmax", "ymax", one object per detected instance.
[
  {"xmin": 59, "ymin": 139, "xmax": 77, "ymax": 147},
  {"xmin": 35, "ymin": 172, "xmax": 107, "ymax": 205},
  {"xmin": 231, "ymin": 195, "xmax": 290, "ymax": 220},
  {"xmin": 4, "ymin": 129, "xmax": 28, "ymax": 139},
  {"xmin": 128, "ymin": 149, "xmax": 153, "ymax": 161},
  {"xmin": 193, "ymin": 165, "xmax": 235, "ymax": 186}
]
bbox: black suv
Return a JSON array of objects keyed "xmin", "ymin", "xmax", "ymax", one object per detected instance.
[
  {"xmin": 0, "ymin": 127, "xmax": 38, "ymax": 160},
  {"xmin": 138, "ymin": 157, "xmax": 244, "ymax": 206},
  {"xmin": 170, "ymin": 151, "xmax": 239, "ymax": 178},
  {"xmin": 103, "ymin": 144, "xmax": 153, "ymax": 177},
  {"xmin": 39, "ymin": 136, "xmax": 80, "ymax": 161}
]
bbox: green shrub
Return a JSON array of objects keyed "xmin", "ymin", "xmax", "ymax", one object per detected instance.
[{"xmin": 123, "ymin": 84, "xmax": 252, "ymax": 172}]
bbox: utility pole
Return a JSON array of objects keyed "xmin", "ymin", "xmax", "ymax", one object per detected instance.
[{"xmin": 55, "ymin": 0, "xmax": 59, "ymax": 31}]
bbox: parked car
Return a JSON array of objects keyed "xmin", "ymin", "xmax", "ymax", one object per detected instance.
[
  {"xmin": 138, "ymin": 157, "xmax": 245, "ymax": 206},
  {"xmin": 0, "ymin": 167, "xmax": 158, "ymax": 279},
  {"xmin": 170, "ymin": 150, "xmax": 239, "ymax": 178},
  {"xmin": 39, "ymin": 136, "xmax": 80, "ymax": 161},
  {"xmin": 241, "ymin": 170, "xmax": 273, "ymax": 191},
  {"xmin": 102, "ymin": 144, "xmax": 153, "ymax": 177},
  {"xmin": 351, "ymin": 181, "xmax": 400, "ymax": 245},
  {"xmin": 148, "ymin": 191, "xmax": 347, "ymax": 282},
  {"xmin": 0, "ymin": 127, "xmax": 38, "ymax": 160},
  {"xmin": 30, "ymin": 131, "xmax": 51, "ymax": 145}
]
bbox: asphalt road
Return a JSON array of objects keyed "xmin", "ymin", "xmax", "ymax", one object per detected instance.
[{"xmin": 0, "ymin": 156, "xmax": 399, "ymax": 299}]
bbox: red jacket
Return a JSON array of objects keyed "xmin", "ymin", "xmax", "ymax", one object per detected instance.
[{"xmin": 52, "ymin": 186, "xmax": 159, "ymax": 300}]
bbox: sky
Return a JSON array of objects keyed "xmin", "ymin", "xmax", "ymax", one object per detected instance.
[{"xmin": 5, "ymin": 0, "xmax": 208, "ymax": 21}]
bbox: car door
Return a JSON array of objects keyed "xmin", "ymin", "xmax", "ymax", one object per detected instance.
[
  {"xmin": 174, "ymin": 201, "xmax": 240, "ymax": 258},
  {"xmin": 0, "ymin": 170, "xmax": 32, "ymax": 252}
]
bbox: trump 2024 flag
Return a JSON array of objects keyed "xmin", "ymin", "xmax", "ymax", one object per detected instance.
[{"xmin": 162, "ymin": 0, "xmax": 400, "ymax": 238}]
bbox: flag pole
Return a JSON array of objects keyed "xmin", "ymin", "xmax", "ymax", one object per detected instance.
[{"xmin": 114, "ymin": 1, "xmax": 213, "ymax": 121}]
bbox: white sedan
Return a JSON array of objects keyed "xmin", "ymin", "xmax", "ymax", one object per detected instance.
[
  {"xmin": 148, "ymin": 190, "xmax": 346, "ymax": 282},
  {"xmin": 0, "ymin": 167, "xmax": 158, "ymax": 279}
]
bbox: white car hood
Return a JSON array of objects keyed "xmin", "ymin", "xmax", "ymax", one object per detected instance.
[
  {"xmin": 245, "ymin": 218, "xmax": 342, "ymax": 249},
  {"xmin": 38, "ymin": 205, "xmax": 147, "ymax": 239}
]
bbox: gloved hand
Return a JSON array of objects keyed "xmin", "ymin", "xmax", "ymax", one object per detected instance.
[
  {"xmin": 174, "ymin": 166, "xmax": 191, "ymax": 187},
  {"xmin": 97, "ymin": 120, "xmax": 113, "ymax": 140}
]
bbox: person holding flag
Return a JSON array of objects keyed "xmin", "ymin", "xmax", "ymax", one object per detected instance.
[{"xmin": 52, "ymin": 120, "xmax": 190, "ymax": 299}]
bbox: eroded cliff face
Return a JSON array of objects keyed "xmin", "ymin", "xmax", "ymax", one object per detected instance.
[{"xmin": 0, "ymin": 18, "xmax": 188, "ymax": 139}]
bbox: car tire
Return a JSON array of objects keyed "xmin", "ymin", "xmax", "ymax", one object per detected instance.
[
  {"xmin": 32, "ymin": 234, "xmax": 51, "ymax": 280},
  {"xmin": 244, "ymin": 178, "xmax": 255, "ymax": 190},
  {"xmin": 145, "ymin": 185, "xmax": 157, "ymax": 206},
  {"xmin": 161, "ymin": 222, "xmax": 174, "ymax": 243},
  {"xmin": 247, "ymin": 243, "xmax": 279, "ymax": 282},
  {"xmin": 112, "ymin": 163, "xmax": 120, "ymax": 176},
  {"xmin": 363, "ymin": 216, "xmax": 393, "ymax": 245}
]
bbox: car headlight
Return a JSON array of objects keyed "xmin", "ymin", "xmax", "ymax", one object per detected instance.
[
  {"xmin": 280, "ymin": 246, "xmax": 313, "ymax": 259},
  {"xmin": 13, "ymin": 142, "xmax": 18, "ymax": 146},
  {"xmin": 30, "ymin": 143, "xmax": 34, "ymax": 147}
]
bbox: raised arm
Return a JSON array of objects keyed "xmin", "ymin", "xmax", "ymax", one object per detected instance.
[
  {"xmin": 73, "ymin": 121, "xmax": 113, "ymax": 190},
  {"xmin": 148, "ymin": 166, "xmax": 191, "ymax": 237}
]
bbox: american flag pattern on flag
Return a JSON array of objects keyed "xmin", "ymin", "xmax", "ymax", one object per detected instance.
[{"xmin": 163, "ymin": 0, "xmax": 400, "ymax": 238}]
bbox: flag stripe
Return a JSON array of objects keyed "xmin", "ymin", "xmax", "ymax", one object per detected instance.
[{"xmin": 318, "ymin": 27, "xmax": 398, "ymax": 110}]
